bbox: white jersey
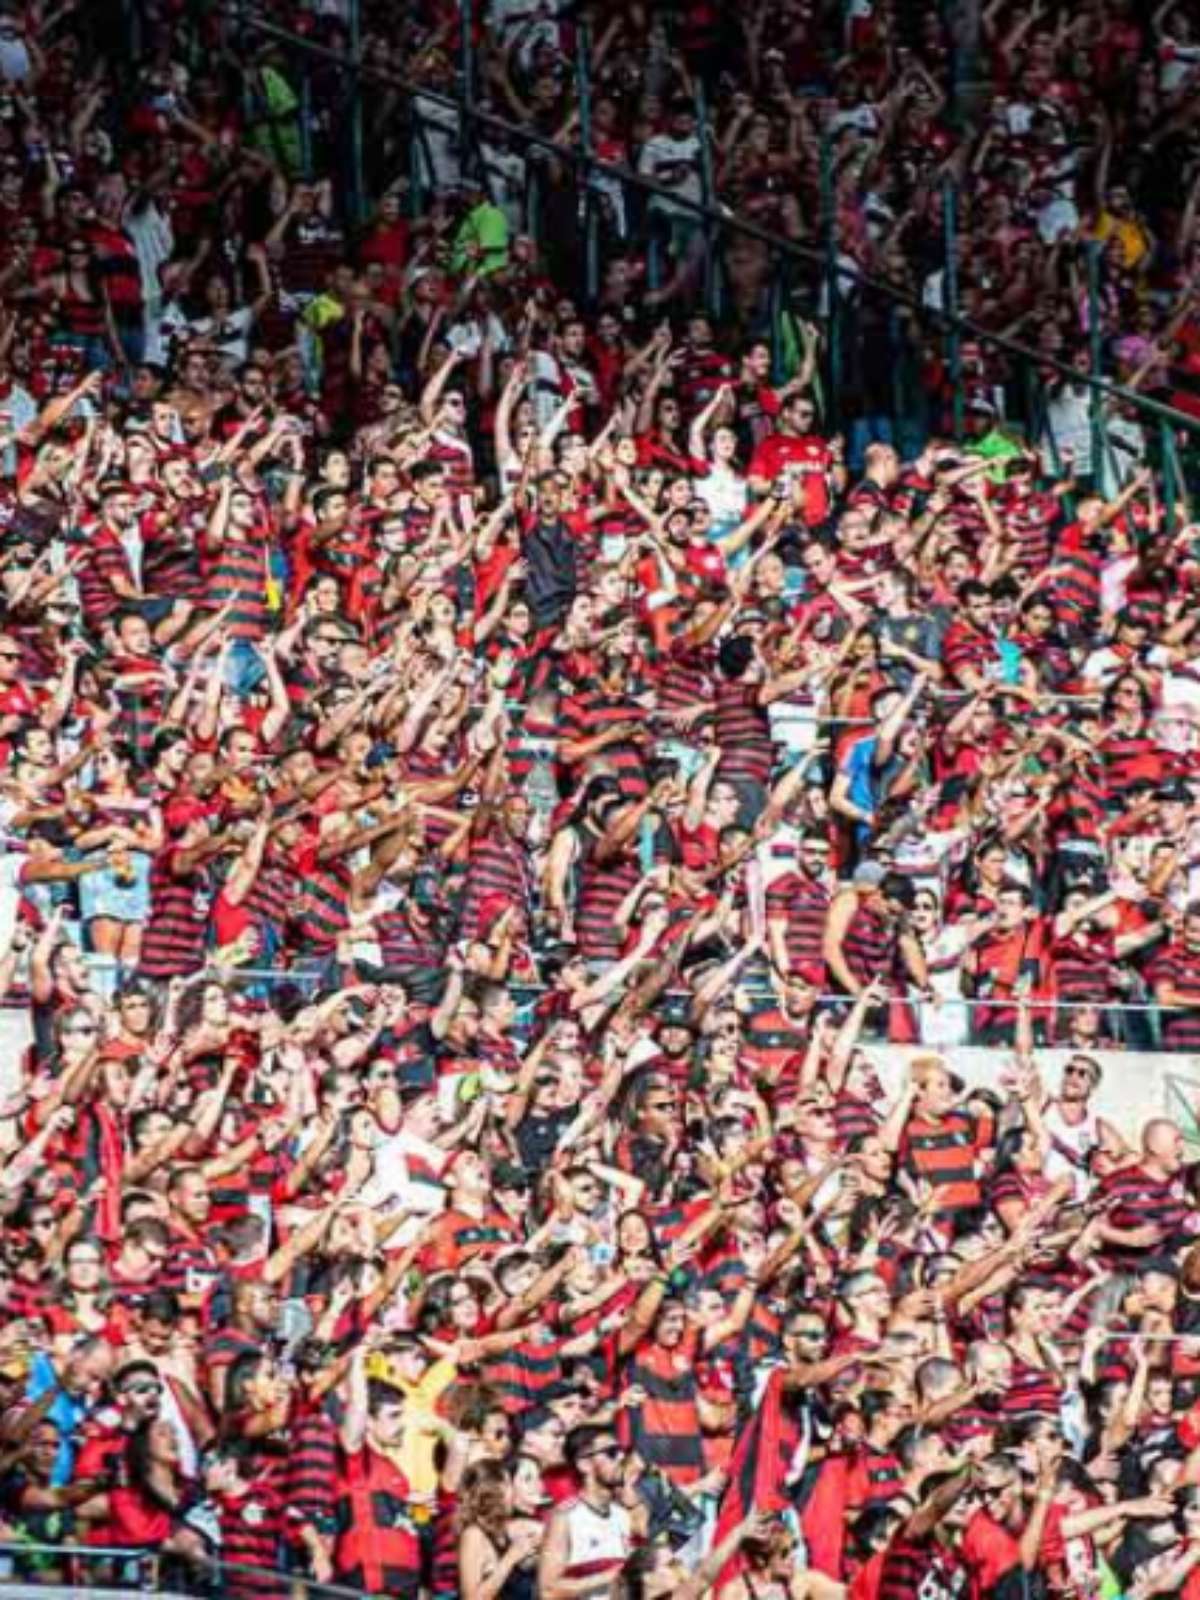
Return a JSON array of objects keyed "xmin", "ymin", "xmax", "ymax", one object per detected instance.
[
  {"xmin": 562, "ymin": 1496, "xmax": 632, "ymax": 1588},
  {"xmin": 1042, "ymin": 1099, "xmax": 1099, "ymax": 1197}
]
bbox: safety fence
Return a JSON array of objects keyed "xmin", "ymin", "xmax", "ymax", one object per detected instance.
[
  {"xmin": 0, "ymin": 1541, "xmax": 366, "ymax": 1599},
  {"xmin": 28, "ymin": 956, "xmax": 1200, "ymax": 1057}
]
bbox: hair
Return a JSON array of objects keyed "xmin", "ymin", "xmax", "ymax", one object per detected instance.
[
  {"xmin": 564, "ymin": 1423, "xmax": 612, "ymax": 1470},
  {"xmin": 137, "ymin": 1288, "xmax": 180, "ymax": 1326},
  {"xmin": 125, "ymin": 1217, "xmax": 170, "ymax": 1253},
  {"xmin": 718, "ymin": 635, "xmax": 755, "ymax": 680},
  {"xmin": 456, "ymin": 1458, "xmax": 510, "ymax": 1545},
  {"xmin": 124, "ymin": 1420, "xmax": 183, "ymax": 1513},
  {"xmin": 222, "ymin": 1349, "xmax": 270, "ymax": 1425},
  {"xmin": 1102, "ymin": 673, "xmax": 1153, "ymax": 721},
  {"xmin": 859, "ymin": 1388, "xmax": 895, "ymax": 1430}
]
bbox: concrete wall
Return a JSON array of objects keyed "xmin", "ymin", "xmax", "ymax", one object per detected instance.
[
  {"xmin": 0, "ymin": 1003, "xmax": 1194, "ymax": 1149},
  {"xmin": 870, "ymin": 1044, "xmax": 1200, "ymax": 1148}
]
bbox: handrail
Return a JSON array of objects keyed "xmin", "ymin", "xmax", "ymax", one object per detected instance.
[
  {"xmin": 219, "ymin": 4, "xmax": 1200, "ymax": 446},
  {"xmin": 0, "ymin": 1540, "xmax": 368, "ymax": 1599}
]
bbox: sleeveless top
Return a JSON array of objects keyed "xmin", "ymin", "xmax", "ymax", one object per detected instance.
[
  {"xmin": 562, "ymin": 1496, "xmax": 632, "ymax": 1584},
  {"xmin": 1042, "ymin": 1099, "xmax": 1099, "ymax": 1197}
]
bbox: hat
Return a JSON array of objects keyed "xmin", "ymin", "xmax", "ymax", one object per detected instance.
[
  {"xmin": 657, "ymin": 998, "xmax": 694, "ymax": 1031},
  {"xmin": 493, "ymin": 1161, "xmax": 531, "ymax": 1192}
]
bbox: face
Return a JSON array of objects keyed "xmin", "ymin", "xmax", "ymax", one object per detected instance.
[
  {"xmin": 511, "ymin": 1454, "xmax": 543, "ymax": 1513},
  {"xmin": 172, "ymin": 1171, "xmax": 211, "ymax": 1226},
  {"xmin": 1060, "ymin": 1058, "xmax": 1097, "ymax": 1101},
  {"xmin": 202, "ymin": 984, "xmax": 230, "ymax": 1028},
  {"xmin": 996, "ymin": 889, "xmax": 1028, "ymax": 931},
  {"xmin": 60, "ymin": 1010, "xmax": 99, "ymax": 1056},
  {"xmin": 116, "ymin": 1370, "xmax": 162, "ymax": 1424},
  {"xmin": 618, "ymin": 1212, "xmax": 652, "ymax": 1255},
  {"xmin": 65, "ymin": 1241, "xmax": 104, "ymax": 1291},
  {"xmin": 580, "ymin": 1433, "xmax": 625, "ymax": 1487},
  {"xmin": 917, "ymin": 1067, "xmax": 956, "ymax": 1117},
  {"xmin": 657, "ymin": 1304, "xmax": 687, "ymax": 1348},
  {"xmin": 447, "ymin": 1280, "xmax": 482, "ymax": 1331}
]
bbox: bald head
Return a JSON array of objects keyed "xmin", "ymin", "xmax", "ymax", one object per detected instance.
[{"xmin": 1143, "ymin": 1118, "xmax": 1184, "ymax": 1175}]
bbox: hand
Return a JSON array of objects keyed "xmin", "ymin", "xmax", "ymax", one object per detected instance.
[
  {"xmin": 511, "ymin": 1522, "xmax": 543, "ymax": 1559},
  {"xmin": 1124, "ymin": 1494, "xmax": 1177, "ymax": 1520}
]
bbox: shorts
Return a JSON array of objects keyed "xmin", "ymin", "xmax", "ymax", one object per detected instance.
[{"xmin": 78, "ymin": 855, "xmax": 151, "ymax": 924}]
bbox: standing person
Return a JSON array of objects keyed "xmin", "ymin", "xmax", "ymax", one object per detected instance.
[
  {"xmin": 961, "ymin": 1451, "xmax": 1058, "ymax": 1600},
  {"xmin": 457, "ymin": 1458, "xmax": 543, "ymax": 1600},
  {"xmin": 538, "ymin": 1426, "xmax": 637, "ymax": 1600},
  {"xmin": 1041, "ymin": 1056, "xmax": 1106, "ymax": 1198},
  {"xmin": 749, "ymin": 392, "xmax": 844, "ymax": 528}
]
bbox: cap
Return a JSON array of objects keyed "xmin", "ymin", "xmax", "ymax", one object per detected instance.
[{"xmin": 853, "ymin": 860, "xmax": 886, "ymax": 888}]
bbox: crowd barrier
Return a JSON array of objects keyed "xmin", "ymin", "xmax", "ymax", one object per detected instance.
[{"xmin": 0, "ymin": 1541, "xmax": 367, "ymax": 1599}]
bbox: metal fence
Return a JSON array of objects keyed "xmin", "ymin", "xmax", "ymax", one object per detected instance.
[{"xmin": 0, "ymin": 1541, "xmax": 366, "ymax": 1599}]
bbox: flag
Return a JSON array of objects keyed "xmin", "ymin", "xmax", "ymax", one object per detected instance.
[{"xmin": 712, "ymin": 1367, "xmax": 797, "ymax": 1592}]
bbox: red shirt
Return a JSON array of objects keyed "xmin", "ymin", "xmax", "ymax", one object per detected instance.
[
  {"xmin": 962, "ymin": 1510, "xmax": 1023, "ymax": 1600},
  {"xmin": 748, "ymin": 432, "xmax": 834, "ymax": 524}
]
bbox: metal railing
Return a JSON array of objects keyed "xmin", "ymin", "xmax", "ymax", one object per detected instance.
[
  {"xmin": 0, "ymin": 1542, "xmax": 365, "ymax": 1599},
  {"xmin": 12, "ymin": 953, "xmax": 1195, "ymax": 1054},
  {"xmin": 165, "ymin": 2, "xmax": 1200, "ymax": 497}
]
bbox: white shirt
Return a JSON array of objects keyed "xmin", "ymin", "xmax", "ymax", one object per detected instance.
[
  {"xmin": 1042, "ymin": 1099, "xmax": 1099, "ymax": 1198},
  {"xmin": 563, "ymin": 1497, "xmax": 632, "ymax": 1578},
  {"xmin": 695, "ymin": 463, "xmax": 748, "ymax": 529},
  {"xmin": 188, "ymin": 307, "xmax": 255, "ymax": 366},
  {"xmin": 638, "ymin": 134, "xmax": 701, "ymax": 213},
  {"xmin": 0, "ymin": 31, "xmax": 31, "ymax": 82}
]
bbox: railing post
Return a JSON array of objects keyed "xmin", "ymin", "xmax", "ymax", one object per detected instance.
[
  {"xmin": 1086, "ymin": 241, "xmax": 1105, "ymax": 486},
  {"xmin": 1163, "ymin": 419, "xmax": 1179, "ymax": 540},
  {"xmin": 694, "ymin": 79, "xmax": 718, "ymax": 316},
  {"xmin": 943, "ymin": 174, "xmax": 963, "ymax": 441},
  {"xmin": 819, "ymin": 121, "xmax": 841, "ymax": 427},
  {"xmin": 768, "ymin": 263, "xmax": 784, "ymax": 386},
  {"xmin": 576, "ymin": 18, "xmax": 599, "ymax": 306},
  {"xmin": 459, "ymin": 0, "xmax": 475, "ymax": 169},
  {"xmin": 347, "ymin": 0, "xmax": 364, "ymax": 225},
  {"xmin": 299, "ymin": 65, "xmax": 314, "ymax": 183}
]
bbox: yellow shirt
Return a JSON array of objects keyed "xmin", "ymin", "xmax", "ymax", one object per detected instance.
[
  {"xmin": 1092, "ymin": 210, "xmax": 1152, "ymax": 270},
  {"xmin": 393, "ymin": 1357, "xmax": 457, "ymax": 1498}
]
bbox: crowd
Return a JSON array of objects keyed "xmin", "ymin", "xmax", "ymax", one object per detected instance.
[{"xmin": 0, "ymin": 0, "xmax": 1198, "ymax": 1599}]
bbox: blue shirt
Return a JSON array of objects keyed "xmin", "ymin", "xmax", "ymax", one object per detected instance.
[{"xmin": 26, "ymin": 1352, "xmax": 88, "ymax": 1487}]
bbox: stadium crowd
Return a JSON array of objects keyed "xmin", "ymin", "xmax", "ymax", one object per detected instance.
[{"xmin": 0, "ymin": 0, "xmax": 1199, "ymax": 1598}]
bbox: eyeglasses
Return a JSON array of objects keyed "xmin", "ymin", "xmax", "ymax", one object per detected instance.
[{"xmin": 120, "ymin": 1380, "xmax": 161, "ymax": 1398}]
